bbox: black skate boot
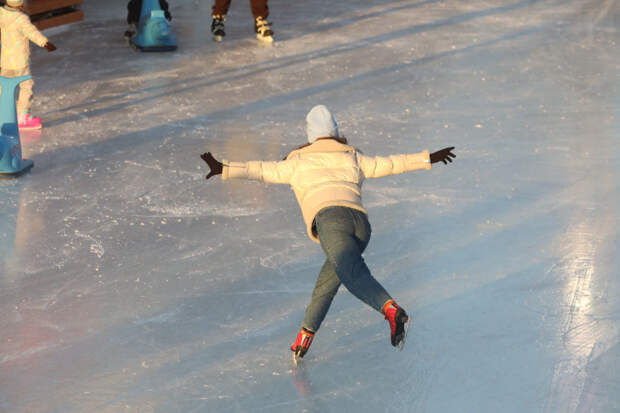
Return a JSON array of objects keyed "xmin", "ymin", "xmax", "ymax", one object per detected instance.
[
  {"xmin": 254, "ymin": 16, "xmax": 274, "ymax": 44},
  {"xmin": 211, "ymin": 15, "xmax": 226, "ymax": 42}
]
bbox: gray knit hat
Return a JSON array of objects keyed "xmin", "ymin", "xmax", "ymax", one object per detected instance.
[{"xmin": 306, "ymin": 105, "xmax": 339, "ymax": 143}]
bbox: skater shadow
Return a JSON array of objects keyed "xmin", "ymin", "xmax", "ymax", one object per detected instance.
[
  {"xmin": 30, "ymin": 21, "xmax": 543, "ymax": 177},
  {"xmin": 32, "ymin": 24, "xmax": 548, "ymax": 167},
  {"xmin": 38, "ymin": 0, "xmax": 431, "ymax": 117},
  {"xmin": 33, "ymin": 0, "xmax": 418, "ymax": 110},
  {"xmin": 39, "ymin": 0, "xmax": 545, "ymax": 129},
  {"xmin": 274, "ymin": 0, "xmax": 443, "ymax": 42}
]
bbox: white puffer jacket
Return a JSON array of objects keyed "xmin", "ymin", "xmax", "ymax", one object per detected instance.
[
  {"xmin": 223, "ymin": 139, "xmax": 431, "ymax": 243},
  {"xmin": 0, "ymin": 6, "xmax": 48, "ymax": 71}
]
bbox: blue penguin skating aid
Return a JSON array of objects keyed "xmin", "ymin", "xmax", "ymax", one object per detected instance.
[{"xmin": 0, "ymin": 75, "xmax": 34, "ymax": 178}]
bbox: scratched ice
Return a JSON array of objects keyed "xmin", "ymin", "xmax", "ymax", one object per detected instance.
[{"xmin": 1, "ymin": 0, "xmax": 619, "ymax": 412}]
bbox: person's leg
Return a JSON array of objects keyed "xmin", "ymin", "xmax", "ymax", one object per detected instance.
[
  {"xmin": 317, "ymin": 207, "xmax": 410, "ymax": 348},
  {"xmin": 125, "ymin": 0, "xmax": 141, "ymax": 38},
  {"xmin": 4, "ymin": 67, "xmax": 41, "ymax": 129},
  {"xmin": 9, "ymin": 67, "xmax": 34, "ymax": 116},
  {"xmin": 0, "ymin": 68, "xmax": 4, "ymax": 104},
  {"xmin": 315, "ymin": 207, "xmax": 392, "ymax": 313},
  {"xmin": 16, "ymin": 78, "xmax": 33, "ymax": 115},
  {"xmin": 127, "ymin": 0, "xmax": 141, "ymax": 24},
  {"xmin": 249, "ymin": 0, "xmax": 268, "ymax": 19},
  {"xmin": 212, "ymin": 0, "xmax": 231, "ymax": 16},
  {"xmin": 250, "ymin": 0, "xmax": 272, "ymax": 42},
  {"xmin": 302, "ymin": 258, "xmax": 341, "ymax": 332},
  {"xmin": 210, "ymin": 0, "xmax": 228, "ymax": 41},
  {"xmin": 159, "ymin": 0, "xmax": 172, "ymax": 20}
]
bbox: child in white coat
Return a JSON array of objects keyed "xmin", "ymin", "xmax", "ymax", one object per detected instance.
[
  {"xmin": 0, "ymin": 0, "xmax": 56, "ymax": 129},
  {"xmin": 201, "ymin": 105, "xmax": 455, "ymax": 361}
]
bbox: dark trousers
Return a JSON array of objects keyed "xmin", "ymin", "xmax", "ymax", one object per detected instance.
[
  {"xmin": 127, "ymin": 0, "xmax": 171, "ymax": 24},
  {"xmin": 212, "ymin": 0, "xmax": 269, "ymax": 19}
]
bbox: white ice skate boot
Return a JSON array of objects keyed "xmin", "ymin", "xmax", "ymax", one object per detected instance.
[{"xmin": 254, "ymin": 16, "xmax": 274, "ymax": 44}]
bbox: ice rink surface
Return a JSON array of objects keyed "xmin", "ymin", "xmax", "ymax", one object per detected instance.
[{"xmin": 1, "ymin": 0, "xmax": 619, "ymax": 411}]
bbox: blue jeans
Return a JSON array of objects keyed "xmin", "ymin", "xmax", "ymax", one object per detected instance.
[{"xmin": 302, "ymin": 206, "xmax": 393, "ymax": 332}]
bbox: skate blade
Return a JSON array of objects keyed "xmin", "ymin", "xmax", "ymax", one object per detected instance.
[
  {"xmin": 396, "ymin": 316, "xmax": 411, "ymax": 351},
  {"xmin": 293, "ymin": 352, "xmax": 300, "ymax": 366},
  {"xmin": 213, "ymin": 35, "xmax": 223, "ymax": 42}
]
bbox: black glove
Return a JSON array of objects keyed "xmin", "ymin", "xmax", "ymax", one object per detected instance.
[
  {"xmin": 44, "ymin": 42, "xmax": 57, "ymax": 52},
  {"xmin": 430, "ymin": 147, "xmax": 456, "ymax": 165},
  {"xmin": 200, "ymin": 152, "xmax": 223, "ymax": 179}
]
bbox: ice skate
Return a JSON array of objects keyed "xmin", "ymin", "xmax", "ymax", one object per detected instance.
[
  {"xmin": 18, "ymin": 112, "xmax": 42, "ymax": 130},
  {"xmin": 211, "ymin": 15, "xmax": 225, "ymax": 42},
  {"xmin": 254, "ymin": 16, "xmax": 273, "ymax": 44},
  {"xmin": 382, "ymin": 300, "xmax": 410, "ymax": 350},
  {"xmin": 291, "ymin": 327, "xmax": 314, "ymax": 364}
]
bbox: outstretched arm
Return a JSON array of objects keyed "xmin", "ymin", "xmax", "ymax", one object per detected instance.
[
  {"xmin": 17, "ymin": 13, "xmax": 48, "ymax": 48},
  {"xmin": 357, "ymin": 150, "xmax": 431, "ymax": 179},
  {"xmin": 358, "ymin": 147, "xmax": 456, "ymax": 179},
  {"xmin": 200, "ymin": 152, "xmax": 296, "ymax": 184}
]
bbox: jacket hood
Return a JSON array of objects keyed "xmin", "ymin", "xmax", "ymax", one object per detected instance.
[{"xmin": 306, "ymin": 105, "xmax": 339, "ymax": 143}]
